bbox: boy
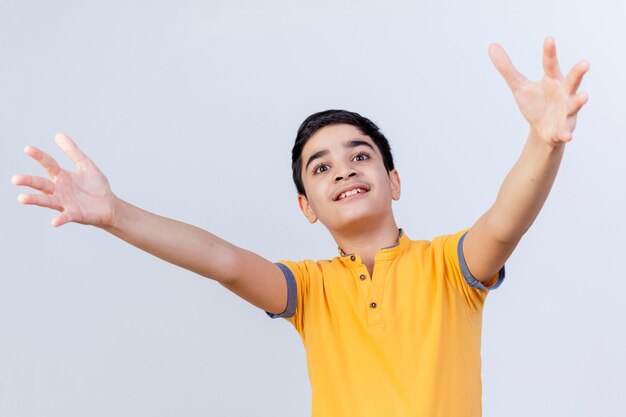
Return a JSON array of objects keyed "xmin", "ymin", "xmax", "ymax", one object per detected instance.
[{"xmin": 12, "ymin": 38, "xmax": 589, "ymax": 416}]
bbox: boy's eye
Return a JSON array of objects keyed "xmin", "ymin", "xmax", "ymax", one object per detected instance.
[
  {"xmin": 353, "ymin": 152, "xmax": 370, "ymax": 162},
  {"xmin": 313, "ymin": 163, "xmax": 330, "ymax": 174}
]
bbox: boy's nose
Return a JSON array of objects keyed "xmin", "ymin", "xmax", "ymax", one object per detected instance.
[{"xmin": 335, "ymin": 171, "xmax": 357, "ymax": 182}]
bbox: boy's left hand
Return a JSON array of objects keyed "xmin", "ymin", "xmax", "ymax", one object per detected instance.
[{"xmin": 489, "ymin": 37, "xmax": 589, "ymax": 147}]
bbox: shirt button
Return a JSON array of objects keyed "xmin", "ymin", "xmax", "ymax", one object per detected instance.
[
  {"xmin": 370, "ymin": 302, "xmax": 377, "ymax": 309},
  {"xmin": 359, "ymin": 274, "xmax": 366, "ymax": 281},
  {"xmin": 350, "ymin": 255, "xmax": 356, "ymax": 261}
]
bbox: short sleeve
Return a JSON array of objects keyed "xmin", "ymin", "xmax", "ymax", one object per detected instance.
[
  {"xmin": 264, "ymin": 260, "xmax": 309, "ymax": 335},
  {"xmin": 457, "ymin": 231, "xmax": 505, "ymax": 291},
  {"xmin": 435, "ymin": 229, "xmax": 505, "ymax": 311},
  {"xmin": 265, "ymin": 263, "xmax": 297, "ymax": 319}
]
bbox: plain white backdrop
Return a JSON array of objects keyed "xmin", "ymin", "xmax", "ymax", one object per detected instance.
[{"xmin": 1, "ymin": 1, "xmax": 625, "ymax": 416}]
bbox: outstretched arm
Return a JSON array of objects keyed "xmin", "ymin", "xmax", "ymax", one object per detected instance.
[
  {"xmin": 12, "ymin": 134, "xmax": 288, "ymax": 315},
  {"xmin": 463, "ymin": 37, "xmax": 590, "ymax": 282}
]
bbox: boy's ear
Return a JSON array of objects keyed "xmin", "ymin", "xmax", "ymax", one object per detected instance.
[
  {"xmin": 297, "ymin": 194, "xmax": 318, "ymax": 224},
  {"xmin": 390, "ymin": 169, "xmax": 401, "ymax": 201}
]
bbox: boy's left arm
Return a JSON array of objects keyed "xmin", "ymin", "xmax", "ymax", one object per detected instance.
[{"xmin": 463, "ymin": 37, "xmax": 590, "ymax": 282}]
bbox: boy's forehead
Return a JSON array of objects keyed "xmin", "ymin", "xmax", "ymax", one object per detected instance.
[{"xmin": 302, "ymin": 124, "xmax": 377, "ymax": 156}]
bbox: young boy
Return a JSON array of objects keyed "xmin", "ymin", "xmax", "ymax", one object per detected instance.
[{"xmin": 12, "ymin": 38, "xmax": 589, "ymax": 416}]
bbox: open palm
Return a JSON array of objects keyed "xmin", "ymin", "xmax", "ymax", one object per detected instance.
[
  {"xmin": 12, "ymin": 133, "xmax": 116, "ymax": 227},
  {"xmin": 489, "ymin": 37, "xmax": 589, "ymax": 145}
]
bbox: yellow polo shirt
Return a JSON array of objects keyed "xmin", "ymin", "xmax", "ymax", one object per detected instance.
[{"xmin": 267, "ymin": 229, "xmax": 504, "ymax": 417}]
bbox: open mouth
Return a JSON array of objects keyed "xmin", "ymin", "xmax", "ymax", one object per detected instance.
[{"xmin": 335, "ymin": 187, "xmax": 369, "ymax": 201}]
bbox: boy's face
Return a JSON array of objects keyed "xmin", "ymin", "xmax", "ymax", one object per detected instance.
[{"xmin": 297, "ymin": 124, "xmax": 401, "ymax": 233}]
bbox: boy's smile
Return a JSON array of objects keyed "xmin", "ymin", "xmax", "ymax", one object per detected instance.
[
  {"xmin": 334, "ymin": 184, "xmax": 369, "ymax": 201},
  {"xmin": 297, "ymin": 124, "xmax": 400, "ymax": 233}
]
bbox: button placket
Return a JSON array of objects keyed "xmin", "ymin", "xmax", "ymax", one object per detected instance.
[
  {"xmin": 366, "ymin": 261, "xmax": 390, "ymax": 328},
  {"xmin": 352, "ymin": 266, "xmax": 372, "ymax": 320}
]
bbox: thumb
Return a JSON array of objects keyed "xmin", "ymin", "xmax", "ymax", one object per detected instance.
[
  {"xmin": 488, "ymin": 43, "xmax": 527, "ymax": 92},
  {"xmin": 51, "ymin": 213, "xmax": 71, "ymax": 227}
]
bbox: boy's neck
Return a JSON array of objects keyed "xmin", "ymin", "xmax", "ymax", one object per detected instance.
[{"xmin": 331, "ymin": 217, "xmax": 401, "ymax": 275}]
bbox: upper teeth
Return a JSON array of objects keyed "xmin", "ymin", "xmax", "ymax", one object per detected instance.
[{"xmin": 338, "ymin": 188, "xmax": 365, "ymax": 200}]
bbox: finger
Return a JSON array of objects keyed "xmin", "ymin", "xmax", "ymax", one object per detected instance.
[
  {"xmin": 488, "ymin": 43, "xmax": 528, "ymax": 91},
  {"xmin": 561, "ymin": 132, "xmax": 574, "ymax": 142},
  {"xmin": 55, "ymin": 133, "xmax": 88, "ymax": 165},
  {"xmin": 564, "ymin": 60, "xmax": 590, "ymax": 95},
  {"xmin": 51, "ymin": 213, "xmax": 71, "ymax": 228},
  {"xmin": 12, "ymin": 174, "xmax": 55, "ymax": 194},
  {"xmin": 24, "ymin": 145, "xmax": 61, "ymax": 179},
  {"xmin": 542, "ymin": 37, "xmax": 563, "ymax": 79},
  {"xmin": 17, "ymin": 193, "xmax": 63, "ymax": 211},
  {"xmin": 567, "ymin": 92, "xmax": 589, "ymax": 116}
]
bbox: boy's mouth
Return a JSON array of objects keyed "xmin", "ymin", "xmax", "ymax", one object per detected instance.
[{"xmin": 334, "ymin": 185, "xmax": 370, "ymax": 201}]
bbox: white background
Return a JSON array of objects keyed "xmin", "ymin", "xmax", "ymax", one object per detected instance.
[{"xmin": 1, "ymin": 1, "xmax": 625, "ymax": 416}]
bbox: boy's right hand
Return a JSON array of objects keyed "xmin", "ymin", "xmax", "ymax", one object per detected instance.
[
  {"xmin": 12, "ymin": 133, "xmax": 290, "ymax": 316},
  {"xmin": 12, "ymin": 133, "xmax": 117, "ymax": 228}
]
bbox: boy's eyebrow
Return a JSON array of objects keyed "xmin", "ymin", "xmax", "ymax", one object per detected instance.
[
  {"xmin": 346, "ymin": 139, "xmax": 375, "ymax": 152},
  {"xmin": 304, "ymin": 139, "xmax": 375, "ymax": 171},
  {"xmin": 305, "ymin": 149, "xmax": 329, "ymax": 171}
]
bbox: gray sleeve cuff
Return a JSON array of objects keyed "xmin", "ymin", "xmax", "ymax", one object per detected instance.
[
  {"xmin": 457, "ymin": 231, "xmax": 505, "ymax": 290},
  {"xmin": 265, "ymin": 263, "xmax": 298, "ymax": 319}
]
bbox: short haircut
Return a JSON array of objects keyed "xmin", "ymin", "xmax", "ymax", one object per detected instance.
[{"xmin": 292, "ymin": 109, "xmax": 395, "ymax": 196}]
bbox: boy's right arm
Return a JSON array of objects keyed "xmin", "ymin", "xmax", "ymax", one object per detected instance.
[
  {"xmin": 105, "ymin": 198, "xmax": 289, "ymax": 315},
  {"xmin": 12, "ymin": 133, "xmax": 289, "ymax": 316}
]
